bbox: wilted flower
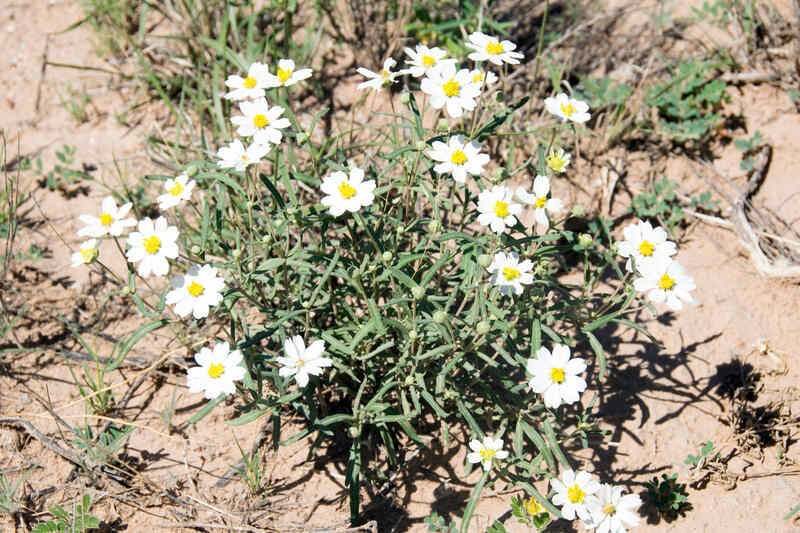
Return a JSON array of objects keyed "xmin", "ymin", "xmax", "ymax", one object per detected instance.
[
  {"xmin": 216, "ymin": 139, "xmax": 270, "ymax": 171},
  {"xmin": 357, "ymin": 58, "xmax": 399, "ymax": 92},
  {"xmin": 546, "ymin": 148, "xmax": 571, "ymax": 173}
]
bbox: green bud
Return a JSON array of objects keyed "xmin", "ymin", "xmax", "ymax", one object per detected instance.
[
  {"xmin": 349, "ymin": 426, "xmax": 360, "ymax": 438},
  {"xmin": 190, "ymin": 245, "xmax": 202, "ymax": 255},
  {"xmin": 433, "ymin": 310, "xmax": 447, "ymax": 324},
  {"xmin": 495, "ymin": 90, "xmax": 505, "ymax": 103},
  {"xmin": 262, "ymin": 234, "xmax": 271, "ymax": 243},
  {"xmin": 296, "ymin": 132, "xmax": 308, "ymax": 144},
  {"xmin": 411, "ymin": 286, "xmax": 425, "ymax": 300},
  {"xmin": 476, "ymin": 320, "xmax": 491, "ymax": 335},
  {"xmin": 404, "ymin": 374, "xmax": 415, "ymax": 386},
  {"xmin": 302, "ymin": 300, "xmax": 312, "ymax": 309},
  {"xmin": 415, "ymin": 140, "xmax": 427, "ymax": 152},
  {"xmin": 400, "ymin": 92, "xmax": 411, "ymax": 105},
  {"xmin": 572, "ymin": 205, "xmax": 585, "ymax": 217},
  {"xmin": 381, "ymin": 251, "xmax": 393, "ymax": 263},
  {"xmin": 352, "ymin": 270, "xmax": 361, "ymax": 281},
  {"xmin": 578, "ymin": 233, "xmax": 593, "ymax": 248},
  {"xmin": 185, "ymin": 166, "xmax": 198, "ymax": 177},
  {"xmin": 477, "ymin": 254, "xmax": 492, "ymax": 268},
  {"xmin": 437, "ymin": 118, "xmax": 449, "ymax": 131},
  {"xmin": 427, "ymin": 220, "xmax": 442, "ymax": 233},
  {"xmin": 408, "ymin": 329, "xmax": 418, "ymax": 341},
  {"xmin": 232, "ymin": 248, "xmax": 242, "ymax": 259},
  {"xmin": 122, "ymin": 286, "xmax": 133, "ymax": 295}
]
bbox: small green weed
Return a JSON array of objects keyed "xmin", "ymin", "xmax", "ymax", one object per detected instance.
[
  {"xmin": 733, "ymin": 130, "xmax": 766, "ymax": 170},
  {"xmin": 644, "ymin": 472, "xmax": 689, "ymax": 518},
  {"xmin": 424, "ymin": 511, "xmax": 457, "ymax": 532},
  {"xmin": 232, "ymin": 434, "xmax": 263, "ymax": 495},
  {"xmin": 0, "ymin": 467, "xmax": 35, "ymax": 515},
  {"xmin": 628, "ymin": 178, "xmax": 718, "ymax": 237},
  {"xmin": 59, "ymin": 85, "xmax": 91, "ymax": 124},
  {"xmin": 685, "ymin": 440, "xmax": 716, "ymax": 466},
  {"xmin": 32, "ymin": 494, "xmax": 100, "ymax": 533}
]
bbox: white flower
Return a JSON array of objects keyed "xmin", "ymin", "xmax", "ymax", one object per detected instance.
[
  {"xmin": 230, "ymin": 98, "xmax": 291, "ymax": 146},
  {"xmin": 526, "ymin": 344, "xmax": 587, "ymax": 409},
  {"xmin": 125, "ymin": 216, "xmax": 179, "ymax": 278},
  {"xmin": 276, "ymin": 335, "xmax": 332, "ymax": 388},
  {"xmin": 166, "ymin": 264, "xmax": 225, "ymax": 320},
  {"xmin": 551, "ymin": 469, "xmax": 600, "ymax": 521},
  {"xmin": 224, "ymin": 62, "xmax": 270, "ymax": 100},
  {"xmin": 465, "ymin": 32, "xmax": 524, "ymax": 65},
  {"xmin": 617, "ymin": 220, "xmax": 677, "ymax": 272},
  {"xmin": 77, "ymin": 195, "xmax": 136, "ymax": 238},
  {"xmin": 402, "ymin": 45, "xmax": 456, "ymax": 77},
  {"xmin": 420, "ymin": 63, "xmax": 481, "ymax": 118},
  {"xmin": 545, "ymin": 92, "xmax": 591, "ymax": 123},
  {"xmin": 585, "ymin": 483, "xmax": 642, "ymax": 533},
  {"xmin": 186, "ymin": 342, "xmax": 247, "ymax": 400},
  {"xmin": 516, "ymin": 175, "xmax": 564, "ymax": 229},
  {"xmin": 264, "ymin": 58, "xmax": 312, "ymax": 87},
  {"xmin": 466, "ymin": 436, "xmax": 509, "ymax": 471},
  {"xmin": 216, "ymin": 139, "xmax": 270, "ymax": 172},
  {"xmin": 320, "ymin": 166, "xmax": 376, "ymax": 217},
  {"xmin": 633, "ymin": 257, "xmax": 697, "ymax": 311},
  {"xmin": 477, "ymin": 185, "xmax": 521, "ymax": 234},
  {"xmin": 426, "ymin": 135, "xmax": 489, "ymax": 183},
  {"xmin": 469, "ymin": 69, "xmax": 499, "ymax": 86},
  {"xmin": 71, "ymin": 239, "xmax": 98, "ymax": 267},
  {"xmin": 546, "ymin": 148, "xmax": 571, "ymax": 173},
  {"xmin": 157, "ymin": 173, "xmax": 195, "ymax": 210},
  {"xmin": 357, "ymin": 58, "xmax": 399, "ymax": 92},
  {"xmin": 487, "ymin": 251, "xmax": 534, "ymax": 296}
]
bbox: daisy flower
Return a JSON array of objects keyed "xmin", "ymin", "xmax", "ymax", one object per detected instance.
[
  {"xmin": 426, "ymin": 135, "xmax": 489, "ymax": 183},
  {"xmin": 585, "ymin": 483, "xmax": 643, "ymax": 533},
  {"xmin": 264, "ymin": 58, "xmax": 312, "ymax": 87},
  {"xmin": 224, "ymin": 62, "xmax": 270, "ymax": 100},
  {"xmin": 156, "ymin": 173, "xmax": 195, "ymax": 210},
  {"xmin": 633, "ymin": 257, "xmax": 697, "ymax": 311},
  {"xmin": 526, "ymin": 344, "xmax": 587, "ymax": 409},
  {"xmin": 546, "ymin": 148, "xmax": 571, "ymax": 173},
  {"xmin": 125, "ymin": 216, "xmax": 179, "ymax": 278},
  {"xmin": 486, "ymin": 251, "xmax": 534, "ymax": 296},
  {"xmin": 551, "ymin": 469, "xmax": 600, "ymax": 521},
  {"xmin": 186, "ymin": 342, "xmax": 247, "ymax": 400},
  {"xmin": 617, "ymin": 220, "xmax": 677, "ymax": 272},
  {"xmin": 545, "ymin": 92, "xmax": 591, "ymax": 123},
  {"xmin": 230, "ymin": 98, "xmax": 291, "ymax": 146},
  {"xmin": 420, "ymin": 63, "xmax": 481, "ymax": 118},
  {"xmin": 469, "ymin": 69, "xmax": 499, "ymax": 87},
  {"xmin": 516, "ymin": 175, "xmax": 564, "ymax": 229},
  {"xmin": 71, "ymin": 239, "xmax": 98, "ymax": 267},
  {"xmin": 216, "ymin": 139, "xmax": 270, "ymax": 172},
  {"xmin": 357, "ymin": 58, "xmax": 399, "ymax": 92},
  {"xmin": 477, "ymin": 185, "xmax": 521, "ymax": 234},
  {"xmin": 466, "ymin": 436, "xmax": 509, "ymax": 471},
  {"xmin": 465, "ymin": 32, "xmax": 524, "ymax": 65},
  {"xmin": 276, "ymin": 335, "xmax": 333, "ymax": 388},
  {"xmin": 402, "ymin": 44, "xmax": 456, "ymax": 77},
  {"xmin": 77, "ymin": 195, "xmax": 136, "ymax": 238},
  {"xmin": 320, "ymin": 166, "xmax": 376, "ymax": 217},
  {"xmin": 166, "ymin": 264, "xmax": 225, "ymax": 320}
]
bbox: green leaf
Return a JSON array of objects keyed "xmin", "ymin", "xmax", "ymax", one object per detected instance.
[
  {"xmin": 584, "ymin": 330, "xmax": 607, "ymax": 380},
  {"xmin": 460, "ymin": 469, "xmax": 489, "ymax": 533},
  {"xmin": 188, "ymin": 394, "xmax": 226, "ymax": 425}
]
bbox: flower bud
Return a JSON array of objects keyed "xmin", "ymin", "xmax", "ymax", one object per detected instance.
[
  {"xmin": 262, "ymin": 234, "xmax": 271, "ymax": 243},
  {"xmin": 232, "ymin": 248, "xmax": 242, "ymax": 259},
  {"xmin": 572, "ymin": 205, "xmax": 585, "ymax": 217},
  {"xmin": 185, "ymin": 166, "xmax": 198, "ymax": 177},
  {"xmin": 190, "ymin": 245, "xmax": 202, "ymax": 255},
  {"xmin": 400, "ymin": 92, "xmax": 411, "ymax": 105},
  {"xmin": 408, "ymin": 329, "xmax": 418, "ymax": 341},
  {"xmin": 476, "ymin": 320, "xmax": 490, "ymax": 335},
  {"xmin": 296, "ymin": 132, "xmax": 308, "ymax": 144},
  {"xmin": 381, "ymin": 251, "xmax": 393, "ymax": 263},
  {"xmin": 578, "ymin": 233, "xmax": 593, "ymax": 248},
  {"xmin": 122, "ymin": 286, "xmax": 133, "ymax": 295},
  {"xmin": 433, "ymin": 310, "xmax": 447, "ymax": 324},
  {"xmin": 411, "ymin": 286, "xmax": 425, "ymax": 300},
  {"xmin": 349, "ymin": 426, "xmax": 360, "ymax": 438},
  {"xmin": 494, "ymin": 90, "xmax": 505, "ymax": 103},
  {"xmin": 437, "ymin": 118, "xmax": 449, "ymax": 131},
  {"xmin": 427, "ymin": 220, "xmax": 442, "ymax": 233},
  {"xmin": 302, "ymin": 300, "xmax": 312, "ymax": 309},
  {"xmin": 415, "ymin": 140, "xmax": 427, "ymax": 152},
  {"xmin": 477, "ymin": 254, "xmax": 492, "ymax": 268}
]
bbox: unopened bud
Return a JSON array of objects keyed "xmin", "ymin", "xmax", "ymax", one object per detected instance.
[
  {"xmin": 185, "ymin": 166, "xmax": 198, "ymax": 177},
  {"xmin": 437, "ymin": 118, "xmax": 449, "ymax": 131},
  {"xmin": 572, "ymin": 205, "xmax": 585, "ymax": 217},
  {"xmin": 296, "ymin": 132, "xmax": 308, "ymax": 144},
  {"xmin": 411, "ymin": 286, "xmax": 425, "ymax": 300},
  {"xmin": 400, "ymin": 92, "xmax": 411, "ymax": 105},
  {"xmin": 427, "ymin": 220, "xmax": 442, "ymax": 233},
  {"xmin": 232, "ymin": 249, "xmax": 242, "ymax": 259},
  {"xmin": 433, "ymin": 310, "xmax": 447, "ymax": 324},
  {"xmin": 415, "ymin": 140, "xmax": 427, "ymax": 152},
  {"xmin": 495, "ymin": 91, "xmax": 505, "ymax": 103},
  {"xmin": 381, "ymin": 251, "xmax": 393, "ymax": 263},
  {"xmin": 578, "ymin": 233, "xmax": 593, "ymax": 248},
  {"xmin": 190, "ymin": 245, "xmax": 201, "ymax": 255},
  {"xmin": 408, "ymin": 329, "xmax": 418, "ymax": 341},
  {"xmin": 477, "ymin": 254, "xmax": 492, "ymax": 268},
  {"xmin": 476, "ymin": 320, "xmax": 490, "ymax": 335}
]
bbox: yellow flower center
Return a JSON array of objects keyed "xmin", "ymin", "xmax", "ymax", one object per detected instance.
[
  {"xmin": 485, "ymin": 41, "xmax": 504, "ymax": 55},
  {"xmin": 143, "ymin": 235, "xmax": 161, "ymax": 255},
  {"xmin": 567, "ymin": 483, "xmax": 586, "ymax": 503},
  {"xmin": 277, "ymin": 67, "xmax": 292, "ymax": 83},
  {"xmin": 493, "ymin": 200, "xmax": 509, "ymax": 218},
  {"xmin": 603, "ymin": 504, "xmax": 616, "ymax": 515},
  {"xmin": 450, "ymin": 150, "xmax": 467, "ymax": 165},
  {"xmin": 168, "ymin": 182, "xmax": 184, "ymax": 197},
  {"xmin": 639, "ymin": 240, "xmax": 655, "ymax": 256},
  {"xmin": 659, "ymin": 273, "xmax": 675, "ymax": 290},
  {"xmin": 338, "ymin": 181, "xmax": 357, "ymax": 199},
  {"xmin": 253, "ymin": 113, "xmax": 269, "ymax": 129},
  {"xmin": 207, "ymin": 362, "xmax": 224, "ymax": 379},
  {"xmin": 442, "ymin": 78, "xmax": 460, "ymax": 97},
  {"xmin": 80, "ymin": 247, "xmax": 97, "ymax": 262},
  {"xmin": 380, "ymin": 70, "xmax": 390, "ymax": 79},
  {"xmin": 100, "ymin": 213, "xmax": 113, "ymax": 227},
  {"xmin": 526, "ymin": 497, "xmax": 544, "ymax": 516},
  {"xmin": 242, "ymin": 76, "xmax": 257, "ymax": 89},
  {"xmin": 479, "ymin": 447, "xmax": 496, "ymax": 462},
  {"xmin": 547, "ymin": 152, "xmax": 568, "ymax": 172},
  {"xmin": 502, "ymin": 267, "xmax": 520, "ymax": 281},
  {"xmin": 535, "ymin": 196, "xmax": 547, "ymax": 209},
  {"xmin": 241, "ymin": 155, "xmax": 249, "ymax": 162},
  {"xmin": 560, "ymin": 102, "xmax": 576, "ymax": 116},
  {"xmin": 550, "ymin": 367, "xmax": 565, "ymax": 383},
  {"xmin": 422, "ymin": 55, "xmax": 435, "ymax": 67},
  {"xmin": 296, "ymin": 358, "xmax": 305, "ymax": 368},
  {"xmin": 187, "ymin": 281, "xmax": 204, "ymax": 297},
  {"xmin": 473, "ymin": 73, "xmax": 483, "ymax": 83}
]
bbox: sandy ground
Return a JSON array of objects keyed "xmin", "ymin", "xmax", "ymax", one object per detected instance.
[{"xmin": 1, "ymin": 0, "xmax": 799, "ymax": 532}]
